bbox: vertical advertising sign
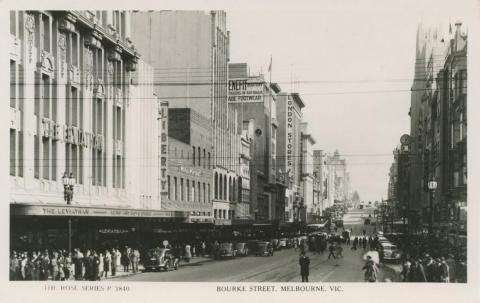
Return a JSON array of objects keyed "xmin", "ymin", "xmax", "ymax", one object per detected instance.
[
  {"xmin": 160, "ymin": 101, "xmax": 169, "ymax": 195},
  {"xmin": 286, "ymin": 96, "xmax": 294, "ymax": 171}
]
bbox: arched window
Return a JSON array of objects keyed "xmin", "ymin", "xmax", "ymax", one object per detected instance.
[{"xmin": 214, "ymin": 172, "xmax": 218, "ymax": 199}]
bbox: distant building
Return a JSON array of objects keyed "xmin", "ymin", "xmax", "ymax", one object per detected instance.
[
  {"xmin": 299, "ymin": 123, "xmax": 317, "ymax": 223},
  {"xmin": 131, "ymin": 11, "xmax": 241, "ymax": 225}
]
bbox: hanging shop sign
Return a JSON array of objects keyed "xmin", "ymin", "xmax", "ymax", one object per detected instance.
[{"xmin": 228, "ymin": 77, "xmax": 264, "ymax": 103}]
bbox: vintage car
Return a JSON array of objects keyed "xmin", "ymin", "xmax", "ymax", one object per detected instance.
[
  {"xmin": 278, "ymin": 238, "xmax": 288, "ymax": 249},
  {"xmin": 214, "ymin": 242, "xmax": 237, "ymax": 259},
  {"xmin": 144, "ymin": 248, "xmax": 179, "ymax": 271},
  {"xmin": 255, "ymin": 241, "xmax": 274, "ymax": 257},
  {"xmin": 380, "ymin": 243, "xmax": 402, "ymax": 263},
  {"xmin": 235, "ymin": 242, "xmax": 249, "ymax": 256}
]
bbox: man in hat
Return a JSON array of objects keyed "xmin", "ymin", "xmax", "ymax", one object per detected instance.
[
  {"xmin": 424, "ymin": 255, "xmax": 436, "ymax": 282},
  {"xmin": 440, "ymin": 257, "xmax": 450, "ymax": 283},
  {"xmin": 299, "ymin": 252, "xmax": 310, "ymax": 282},
  {"xmin": 10, "ymin": 252, "xmax": 19, "ymax": 281},
  {"xmin": 446, "ymin": 254, "xmax": 456, "ymax": 282}
]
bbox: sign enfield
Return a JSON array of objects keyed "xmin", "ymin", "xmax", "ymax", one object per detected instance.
[{"xmin": 228, "ymin": 77, "xmax": 264, "ymax": 103}]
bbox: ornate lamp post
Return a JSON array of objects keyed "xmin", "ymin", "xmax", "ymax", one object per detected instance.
[
  {"xmin": 427, "ymin": 179, "xmax": 438, "ymax": 236},
  {"xmin": 63, "ymin": 172, "xmax": 75, "ymax": 253}
]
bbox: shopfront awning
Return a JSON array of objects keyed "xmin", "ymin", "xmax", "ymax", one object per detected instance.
[{"xmin": 10, "ymin": 203, "xmax": 186, "ymax": 218}]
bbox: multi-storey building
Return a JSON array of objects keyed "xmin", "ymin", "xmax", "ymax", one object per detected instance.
[
  {"xmin": 299, "ymin": 122, "xmax": 317, "ymax": 223},
  {"xmin": 131, "ymin": 11, "xmax": 241, "ymax": 226},
  {"xmin": 313, "ymin": 150, "xmax": 329, "ymax": 211},
  {"xmin": 408, "ymin": 22, "xmax": 467, "ymax": 242},
  {"xmin": 228, "ymin": 63, "xmax": 280, "ymax": 223},
  {"xmin": 164, "ymin": 108, "xmax": 214, "ymax": 224},
  {"xmin": 326, "ymin": 150, "xmax": 349, "ymax": 204},
  {"xmin": 276, "ymin": 92, "xmax": 305, "ymax": 223},
  {"xmin": 8, "ymin": 11, "xmax": 183, "ymax": 251}
]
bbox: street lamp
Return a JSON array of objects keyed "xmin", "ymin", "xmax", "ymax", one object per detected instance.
[
  {"xmin": 62, "ymin": 172, "xmax": 76, "ymax": 253},
  {"xmin": 427, "ymin": 179, "xmax": 438, "ymax": 236}
]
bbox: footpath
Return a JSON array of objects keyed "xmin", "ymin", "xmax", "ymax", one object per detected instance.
[{"xmin": 105, "ymin": 256, "xmax": 213, "ymax": 280}]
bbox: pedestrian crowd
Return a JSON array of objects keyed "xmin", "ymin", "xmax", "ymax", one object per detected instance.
[
  {"xmin": 399, "ymin": 253, "xmax": 467, "ymax": 283},
  {"xmin": 9, "ymin": 246, "xmax": 141, "ymax": 281}
]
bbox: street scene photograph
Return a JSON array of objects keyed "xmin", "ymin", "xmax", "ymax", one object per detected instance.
[{"xmin": 7, "ymin": 4, "xmax": 470, "ymax": 285}]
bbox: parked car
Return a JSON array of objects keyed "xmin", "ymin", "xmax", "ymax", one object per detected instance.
[
  {"xmin": 380, "ymin": 243, "xmax": 401, "ymax": 263},
  {"xmin": 235, "ymin": 242, "xmax": 249, "ymax": 256},
  {"xmin": 144, "ymin": 248, "xmax": 179, "ymax": 271},
  {"xmin": 255, "ymin": 241, "xmax": 274, "ymax": 257},
  {"xmin": 214, "ymin": 242, "xmax": 237, "ymax": 259}
]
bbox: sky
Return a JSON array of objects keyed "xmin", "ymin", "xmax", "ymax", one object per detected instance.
[{"xmin": 227, "ymin": 1, "xmax": 472, "ymax": 202}]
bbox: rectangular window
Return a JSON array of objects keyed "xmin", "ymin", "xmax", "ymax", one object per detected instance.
[
  {"xmin": 203, "ymin": 149, "xmax": 206, "ymax": 168},
  {"xmin": 79, "ymin": 148, "xmax": 83, "ymax": 184},
  {"xmin": 42, "ymin": 138, "xmax": 49, "ymax": 179},
  {"xmin": 214, "ymin": 209, "xmax": 217, "ymax": 219},
  {"xmin": 51, "ymin": 140, "xmax": 57, "ymax": 181},
  {"xmin": 198, "ymin": 147, "xmax": 201, "ymax": 167},
  {"xmin": 34, "ymin": 135, "xmax": 39, "ymax": 179},
  {"xmin": 120, "ymin": 12, "xmax": 126, "ymax": 39},
  {"xmin": 174, "ymin": 177, "xmax": 177, "ymax": 200},
  {"xmin": 72, "ymin": 33, "xmax": 78, "ymax": 66},
  {"xmin": 116, "ymin": 106, "xmax": 121, "ymax": 140},
  {"xmin": 42, "ymin": 74, "xmax": 50, "ymax": 119},
  {"xmin": 10, "ymin": 130, "xmax": 16, "ymax": 176},
  {"xmin": 192, "ymin": 146, "xmax": 195, "ymax": 165},
  {"xmin": 18, "ymin": 131, "xmax": 23, "ymax": 177},
  {"xmin": 461, "ymin": 70, "xmax": 467, "ymax": 94},
  {"xmin": 203, "ymin": 183, "xmax": 206, "ymax": 203},
  {"xmin": 180, "ymin": 178, "xmax": 184, "ymax": 201},
  {"xmin": 208, "ymin": 152, "xmax": 211, "ymax": 169},
  {"xmin": 167, "ymin": 175, "xmax": 171, "ymax": 200},
  {"xmin": 208, "ymin": 184, "xmax": 211, "ymax": 203},
  {"xmin": 10, "ymin": 11, "xmax": 16, "ymax": 36},
  {"xmin": 198, "ymin": 182, "xmax": 201, "ymax": 203},
  {"xmin": 10, "ymin": 60, "xmax": 16, "ymax": 108},
  {"xmin": 191, "ymin": 182, "xmax": 195, "ymax": 202},
  {"xmin": 186, "ymin": 179, "xmax": 190, "ymax": 201},
  {"xmin": 42, "ymin": 14, "xmax": 50, "ymax": 52},
  {"xmin": 72, "ymin": 87, "xmax": 78, "ymax": 126}
]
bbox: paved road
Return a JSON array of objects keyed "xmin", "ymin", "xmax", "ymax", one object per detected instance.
[{"xmin": 118, "ymin": 207, "xmax": 398, "ymax": 282}]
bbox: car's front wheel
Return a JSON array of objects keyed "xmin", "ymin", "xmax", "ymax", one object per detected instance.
[{"xmin": 164, "ymin": 261, "xmax": 170, "ymax": 271}]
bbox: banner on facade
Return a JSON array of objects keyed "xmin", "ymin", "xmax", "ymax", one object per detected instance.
[
  {"xmin": 228, "ymin": 77, "xmax": 264, "ymax": 103},
  {"xmin": 11, "ymin": 204, "xmax": 185, "ymax": 218}
]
